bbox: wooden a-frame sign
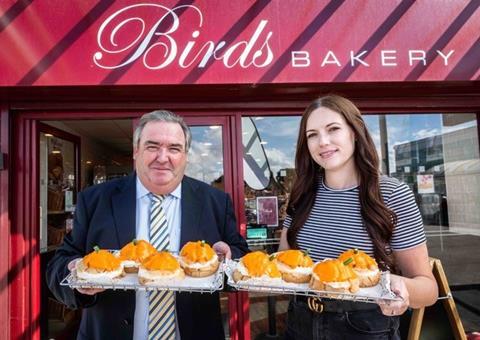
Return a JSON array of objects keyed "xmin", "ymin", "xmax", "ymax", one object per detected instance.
[{"xmin": 407, "ymin": 258, "xmax": 467, "ymax": 340}]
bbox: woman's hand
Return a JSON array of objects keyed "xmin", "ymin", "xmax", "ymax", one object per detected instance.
[
  {"xmin": 68, "ymin": 258, "xmax": 105, "ymax": 295},
  {"xmin": 378, "ymin": 274, "xmax": 410, "ymax": 316}
]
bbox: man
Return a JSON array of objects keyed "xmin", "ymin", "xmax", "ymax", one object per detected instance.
[{"xmin": 47, "ymin": 110, "xmax": 249, "ymax": 340}]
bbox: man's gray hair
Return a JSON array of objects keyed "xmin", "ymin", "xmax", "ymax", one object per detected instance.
[{"xmin": 133, "ymin": 110, "xmax": 192, "ymax": 152}]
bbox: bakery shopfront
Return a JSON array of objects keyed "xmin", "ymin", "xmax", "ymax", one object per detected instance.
[{"xmin": 0, "ymin": 1, "xmax": 479, "ymax": 339}]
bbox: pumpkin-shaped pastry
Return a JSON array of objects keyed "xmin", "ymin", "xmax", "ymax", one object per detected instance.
[
  {"xmin": 138, "ymin": 251, "xmax": 185, "ymax": 284},
  {"xmin": 76, "ymin": 246, "xmax": 124, "ymax": 281},
  {"xmin": 338, "ymin": 249, "xmax": 380, "ymax": 287},
  {"xmin": 119, "ymin": 239, "xmax": 158, "ymax": 273},
  {"xmin": 274, "ymin": 249, "xmax": 314, "ymax": 283},
  {"xmin": 233, "ymin": 251, "xmax": 281, "ymax": 282},
  {"xmin": 179, "ymin": 240, "xmax": 219, "ymax": 277},
  {"xmin": 309, "ymin": 258, "xmax": 359, "ymax": 293}
]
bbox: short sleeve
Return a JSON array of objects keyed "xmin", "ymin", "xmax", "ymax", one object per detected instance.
[
  {"xmin": 387, "ymin": 182, "xmax": 426, "ymax": 251},
  {"xmin": 283, "ymin": 214, "xmax": 292, "ymax": 229}
]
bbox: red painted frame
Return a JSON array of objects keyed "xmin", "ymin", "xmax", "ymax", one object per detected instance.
[
  {"xmin": 11, "ymin": 116, "xmax": 39, "ymax": 339},
  {"xmin": 0, "ymin": 106, "xmax": 10, "ymax": 340}
]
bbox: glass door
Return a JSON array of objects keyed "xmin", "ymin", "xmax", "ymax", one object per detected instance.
[
  {"xmin": 36, "ymin": 114, "xmax": 241, "ymax": 339},
  {"xmin": 38, "ymin": 123, "xmax": 81, "ymax": 340}
]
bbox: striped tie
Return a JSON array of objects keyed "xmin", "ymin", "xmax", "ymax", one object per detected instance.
[{"xmin": 148, "ymin": 194, "xmax": 176, "ymax": 340}]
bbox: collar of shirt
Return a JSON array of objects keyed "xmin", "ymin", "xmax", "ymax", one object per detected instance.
[
  {"xmin": 136, "ymin": 177, "xmax": 182, "ymax": 201},
  {"xmin": 135, "ymin": 177, "xmax": 183, "ymax": 249}
]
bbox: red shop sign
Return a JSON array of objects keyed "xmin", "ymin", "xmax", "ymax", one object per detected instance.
[{"xmin": 0, "ymin": 0, "xmax": 478, "ymax": 86}]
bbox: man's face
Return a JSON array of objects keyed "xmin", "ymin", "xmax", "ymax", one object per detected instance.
[{"xmin": 134, "ymin": 121, "xmax": 188, "ymax": 194}]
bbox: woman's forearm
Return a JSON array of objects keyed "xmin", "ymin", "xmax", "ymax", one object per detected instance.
[{"xmin": 403, "ymin": 275, "xmax": 438, "ymax": 308}]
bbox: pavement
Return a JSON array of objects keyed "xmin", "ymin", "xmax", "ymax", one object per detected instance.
[{"xmin": 453, "ymin": 289, "xmax": 480, "ymax": 333}]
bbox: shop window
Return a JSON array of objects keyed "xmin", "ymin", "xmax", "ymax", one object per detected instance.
[
  {"xmin": 364, "ymin": 113, "xmax": 480, "ymax": 287},
  {"xmin": 185, "ymin": 126, "xmax": 224, "ymax": 190},
  {"xmin": 242, "ymin": 116, "xmax": 300, "ymax": 248},
  {"xmin": 242, "ymin": 113, "xmax": 480, "ymax": 338},
  {"xmin": 242, "ymin": 116, "xmax": 300, "ymax": 338}
]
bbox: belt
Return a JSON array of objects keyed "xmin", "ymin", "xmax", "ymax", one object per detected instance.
[{"xmin": 293, "ymin": 295, "xmax": 378, "ymax": 314}]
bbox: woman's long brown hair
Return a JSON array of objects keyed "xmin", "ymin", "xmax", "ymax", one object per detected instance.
[{"xmin": 286, "ymin": 95, "xmax": 398, "ymax": 272}]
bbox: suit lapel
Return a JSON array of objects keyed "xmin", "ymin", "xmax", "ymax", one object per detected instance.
[
  {"xmin": 112, "ymin": 174, "xmax": 137, "ymax": 248},
  {"xmin": 180, "ymin": 177, "xmax": 203, "ymax": 247}
]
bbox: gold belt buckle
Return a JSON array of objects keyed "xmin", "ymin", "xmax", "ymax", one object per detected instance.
[{"xmin": 307, "ymin": 297, "xmax": 324, "ymax": 313}]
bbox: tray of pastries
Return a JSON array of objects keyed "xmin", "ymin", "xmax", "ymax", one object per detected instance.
[
  {"xmin": 61, "ymin": 240, "xmax": 224, "ymax": 293},
  {"xmin": 224, "ymin": 249, "xmax": 401, "ymax": 303}
]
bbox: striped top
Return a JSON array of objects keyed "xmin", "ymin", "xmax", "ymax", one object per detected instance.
[{"xmin": 283, "ymin": 175, "xmax": 426, "ymax": 262}]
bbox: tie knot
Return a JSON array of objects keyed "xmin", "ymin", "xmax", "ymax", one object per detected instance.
[{"xmin": 150, "ymin": 193, "xmax": 165, "ymax": 204}]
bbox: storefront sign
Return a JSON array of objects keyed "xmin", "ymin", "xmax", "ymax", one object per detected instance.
[
  {"xmin": 256, "ymin": 196, "xmax": 278, "ymax": 227},
  {"xmin": 0, "ymin": 0, "xmax": 478, "ymax": 86}
]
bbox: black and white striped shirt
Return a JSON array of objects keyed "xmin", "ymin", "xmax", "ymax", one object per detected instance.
[{"xmin": 283, "ymin": 176, "xmax": 426, "ymax": 262}]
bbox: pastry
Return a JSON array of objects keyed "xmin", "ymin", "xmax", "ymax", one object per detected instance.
[
  {"xmin": 338, "ymin": 248, "xmax": 380, "ymax": 287},
  {"xmin": 274, "ymin": 249, "xmax": 314, "ymax": 283},
  {"xmin": 233, "ymin": 251, "xmax": 281, "ymax": 282},
  {"xmin": 76, "ymin": 246, "xmax": 124, "ymax": 281},
  {"xmin": 118, "ymin": 239, "xmax": 157, "ymax": 273},
  {"xmin": 179, "ymin": 240, "xmax": 219, "ymax": 277},
  {"xmin": 309, "ymin": 258, "xmax": 359, "ymax": 293},
  {"xmin": 138, "ymin": 251, "xmax": 185, "ymax": 284}
]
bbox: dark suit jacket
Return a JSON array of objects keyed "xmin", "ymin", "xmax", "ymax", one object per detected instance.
[{"xmin": 46, "ymin": 174, "xmax": 249, "ymax": 340}]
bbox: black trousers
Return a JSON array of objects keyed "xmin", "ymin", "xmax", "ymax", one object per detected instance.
[{"xmin": 284, "ymin": 299, "xmax": 401, "ymax": 340}]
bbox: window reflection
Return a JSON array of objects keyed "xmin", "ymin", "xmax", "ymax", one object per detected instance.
[
  {"xmin": 243, "ymin": 112, "xmax": 480, "ymax": 338},
  {"xmin": 364, "ymin": 113, "xmax": 480, "ymax": 249},
  {"xmin": 184, "ymin": 125, "xmax": 230, "ymax": 337},
  {"xmin": 242, "ymin": 116, "xmax": 300, "ymax": 339},
  {"xmin": 186, "ymin": 126, "xmax": 224, "ymax": 190},
  {"xmin": 242, "ymin": 117, "xmax": 300, "ymax": 249},
  {"xmin": 367, "ymin": 114, "xmax": 479, "ymax": 285}
]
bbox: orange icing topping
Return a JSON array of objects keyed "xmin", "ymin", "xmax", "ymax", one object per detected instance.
[
  {"xmin": 338, "ymin": 249, "xmax": 378, "ymax": 270},
  {"xmin": 119, "ymin": 239, "xmax": 157, "ymax": 262},
  {"xmin": 312, "ymin": 259, "xmax": 357, "ymax": 282},
  {"xmin": 276, "ymin": 250, "xmax": 313, "ymax": 268},
  {"xmin": 242, "ymin": 251, "xmax": 281, "ymax": 278},
  {"xmin": 142, "ymin": 251, "xmax": 180, "ymax": 271},
  {"xmin": 83, "ymin": 248, "xmax": 121, "ymax": 271},
  {"xmin": 180, "ymin": 240, "xmax": 215, "ymax": 263}
]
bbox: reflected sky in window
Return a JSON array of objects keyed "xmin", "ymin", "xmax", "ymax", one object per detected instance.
[
  {"xmin": 187, "ymin": 126, "xmax": 223, "ymax": 184},
  {"xmin": 365, "ymin": 114, "xmax": 476, "ymax": 174},
  {"xmin": 246, "ymin": 116, "xmax": 300, "ymax": 177},
  {"xmin": 249, "ymin": 113, "xmax": 477, "ymax": 177}
]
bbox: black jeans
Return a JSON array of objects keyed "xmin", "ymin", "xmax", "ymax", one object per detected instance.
[{"xmin": 285, "ymin": 299, "xmax": 401, "ymax": 340}]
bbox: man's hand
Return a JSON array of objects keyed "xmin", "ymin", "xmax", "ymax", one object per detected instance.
[
  {"xmin": 212, "ymin": 241, "xmax": 232, "ymax": 260},
  {"xmin": 68, "ymin": 258, "xmax": 105, "ymax": 296},
  {"xmin": 377, "ymin": 274, "xmax": 410, "ymax": 316}
]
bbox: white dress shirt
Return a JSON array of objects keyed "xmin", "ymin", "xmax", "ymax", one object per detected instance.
[{"xmin": 133, "ymin": 177, "xmax": 182, "ymax": 340}]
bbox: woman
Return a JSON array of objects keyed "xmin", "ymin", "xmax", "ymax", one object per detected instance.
[{"xmin": 279, "ymin": 95, "xmax": 438, "ymax": 339}]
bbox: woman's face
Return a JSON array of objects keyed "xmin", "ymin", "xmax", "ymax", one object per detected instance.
[{"xmin": 305, "ymin": 107, "xmax": 356, "ymax": 174}]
